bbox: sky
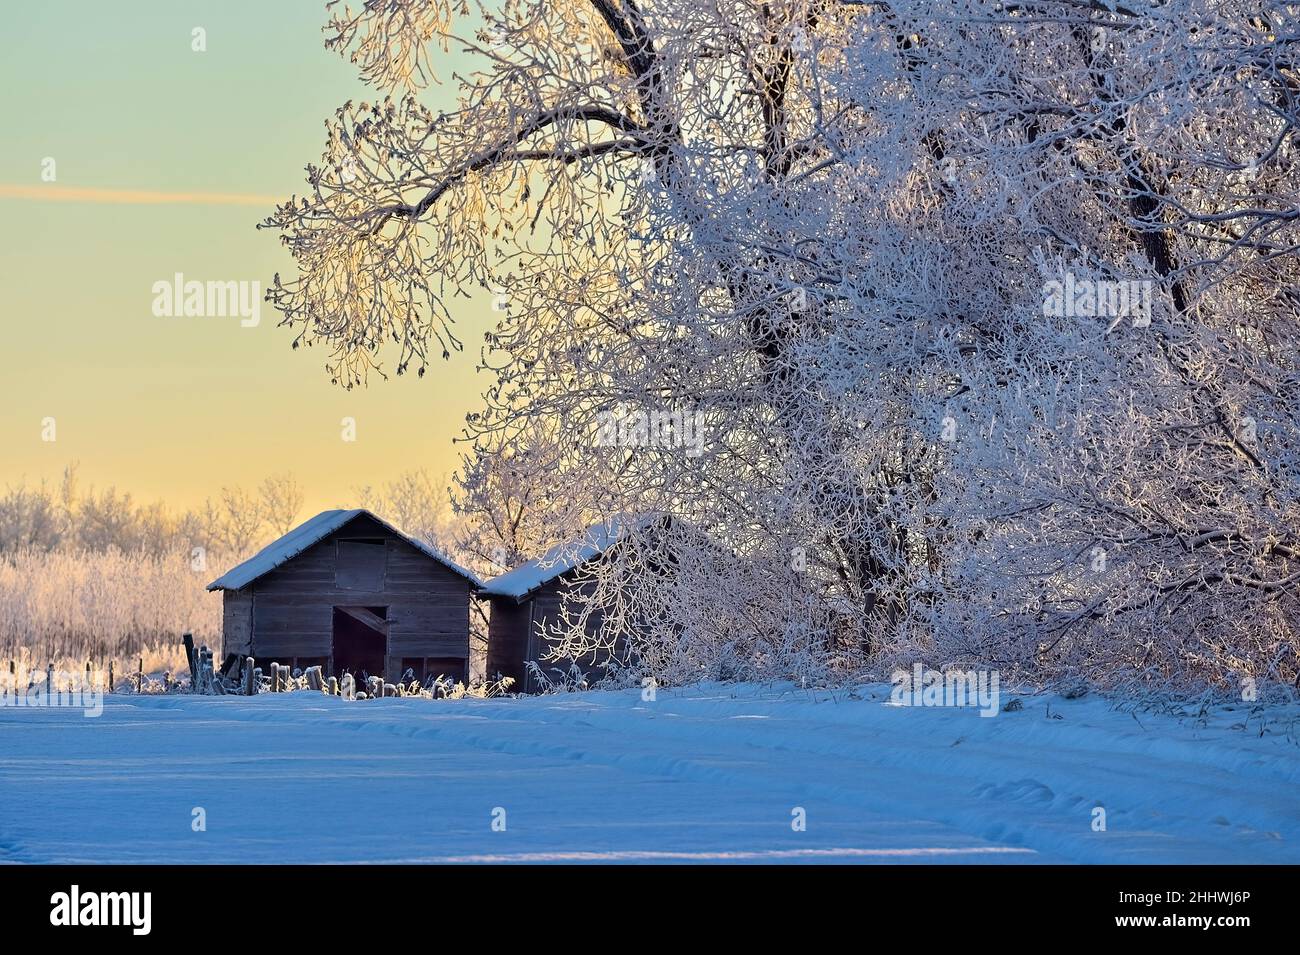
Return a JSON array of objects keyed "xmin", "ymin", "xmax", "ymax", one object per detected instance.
[{"xmin": 0, "ymin": 0, "xmax": 495, "ymax": 515}]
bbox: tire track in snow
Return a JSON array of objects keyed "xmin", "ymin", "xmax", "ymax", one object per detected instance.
[{"xmin": 276, "ymin": 689, "xmax": 1300, "ymax": 863}]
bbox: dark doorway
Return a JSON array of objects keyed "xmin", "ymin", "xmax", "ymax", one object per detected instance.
[{"xmin": 332, "ymin": 606, "xmax": 388, "ymax": 681}]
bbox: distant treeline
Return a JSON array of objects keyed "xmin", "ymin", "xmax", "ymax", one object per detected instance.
[
  {"xmin": 0, "ymin": 548, "xmax": 220, "ymax": 663},
  {"xmin": 0, "ymin": 465, "xmax": 306, "ymax": 557}
]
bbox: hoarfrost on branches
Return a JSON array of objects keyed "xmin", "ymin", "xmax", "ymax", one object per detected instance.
[{"xmin": 267, "ymin": 0, "xmax": 1300, "ymax": 688}]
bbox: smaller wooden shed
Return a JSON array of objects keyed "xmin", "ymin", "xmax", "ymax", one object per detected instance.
[
  {"xmin": 208, "ymin": 509, "xmax": 482, "ymax": 684},
  {"xmin": 479, "ymin": 515, "xmax": 683, "ymax": 692}
]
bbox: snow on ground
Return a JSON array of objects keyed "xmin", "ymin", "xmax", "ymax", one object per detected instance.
[{"xmin": 0, "ymin": 683, "xmax": 1296, "ymax": 864}]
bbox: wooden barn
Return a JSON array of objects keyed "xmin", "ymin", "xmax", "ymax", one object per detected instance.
[
  {"xmin": 480, "ymin": 515, "xmax": 688, "ymax": 692},
  {"xmin": 207, "ymin": 509, "xmax": 482, "ymax": 684}
]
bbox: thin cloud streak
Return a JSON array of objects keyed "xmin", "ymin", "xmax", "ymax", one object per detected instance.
[{"xmin": 0, "ymin": 184, "xmax": 279, "ymax": 206}]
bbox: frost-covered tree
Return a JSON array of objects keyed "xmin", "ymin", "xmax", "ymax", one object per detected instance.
[
  {"xmin": 0, "ymin": 481, "xmax": 64, "ymax": 552},
  {"xmin": 267, "ymin": 0, "xmax": 1300, "ymax": 687},
  {"xmin": 258, "ymin": 472, "xmax": 305, "ymax": 536},
  {"xmin": 216, "ymin": 486, "xmax": 266, "ymax": 556}
]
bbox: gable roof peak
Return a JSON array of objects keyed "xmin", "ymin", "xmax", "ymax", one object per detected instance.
[{"xmin": 206, "ymin": 507, "xmax": 482, "ymax": 591}]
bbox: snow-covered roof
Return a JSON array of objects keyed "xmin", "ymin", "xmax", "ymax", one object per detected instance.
[
  {"xmin": 479, "ymin": 515, "xmax": 658, "ymax": 602},
  {"xmin": 206, "ymin": 508, "xmax": 483, "ymax": 591}
]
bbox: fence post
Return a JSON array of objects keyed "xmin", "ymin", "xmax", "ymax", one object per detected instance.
[
  {"xmin": 45, "ymin": 663, "xmax": 53, "ymax": 697},
  {"xmin": 182, "ymin": 632, "xmax": 196, "ymax": 687}
]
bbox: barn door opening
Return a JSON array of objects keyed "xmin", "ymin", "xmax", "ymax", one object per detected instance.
[{"xmin": 332, "ymin": 605, "xmax": 388, "ymax": 682}]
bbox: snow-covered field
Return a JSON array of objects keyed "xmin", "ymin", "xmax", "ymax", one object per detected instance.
[{"xmin": 0, "ymin": 683, "xmax": 1297, "ymax": 864}]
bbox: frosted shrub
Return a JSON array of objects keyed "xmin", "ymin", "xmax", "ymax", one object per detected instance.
[{"xmin": 0, "ymin": 548, "xmax": 223, "ymax": 663}]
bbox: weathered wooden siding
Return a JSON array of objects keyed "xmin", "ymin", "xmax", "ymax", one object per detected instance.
[
  {"xmin": 529, "ymin": 577, "xmax": 611, "ymax": 690},
  {"xmin": 488, "ymin": 574, "xmax": 615, "ymax": 693},
  {"xmin": 235, "ymin": 513, "xmax": 471, "ymax": 678},
  {"xmin": 221, "ymin": 590, "xmax": 253, "ymax": 658},
  {"xmin": 485, "ymin": 597, "xmax": 532, "ymax": 689}
]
